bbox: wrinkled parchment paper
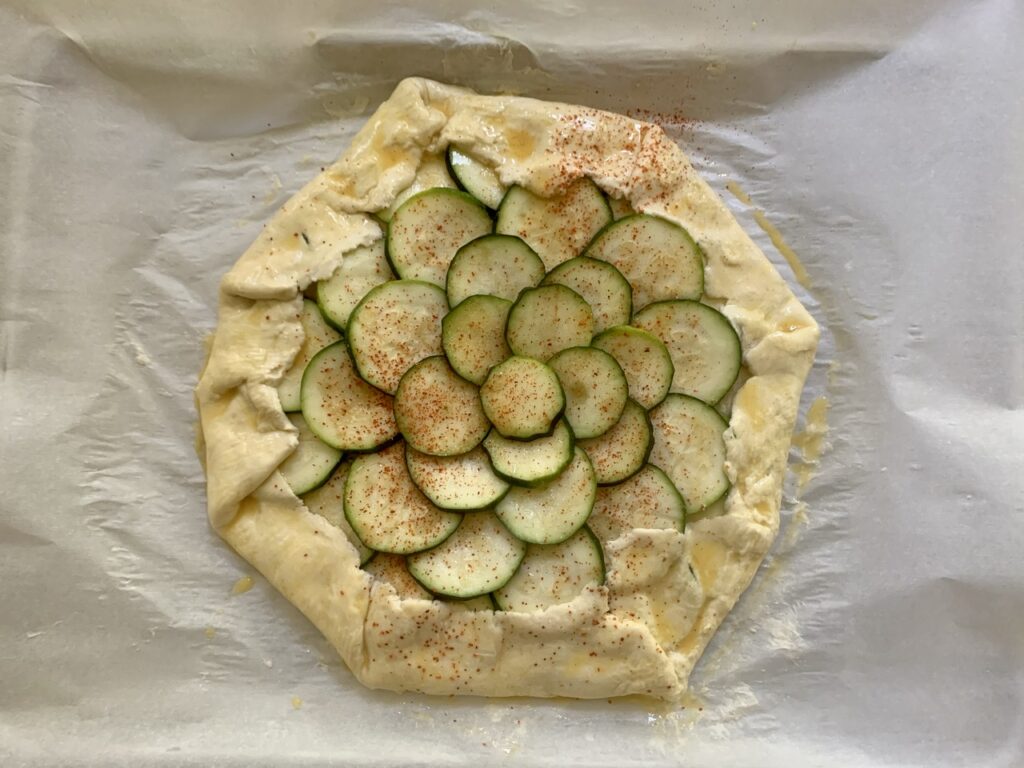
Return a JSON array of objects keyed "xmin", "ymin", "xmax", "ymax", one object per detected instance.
[{"xmin": 2, "ymin": 1, "xmax": 1021, "ymax": 765}]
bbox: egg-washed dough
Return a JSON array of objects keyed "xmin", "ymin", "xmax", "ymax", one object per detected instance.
[{"xmin": 195, "ymin": 78, "xmax": 819, "ymax": 701}]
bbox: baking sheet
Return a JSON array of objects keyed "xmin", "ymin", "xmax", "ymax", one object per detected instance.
[{"xmin": 2, "ymin": 1, "xmax": 1022, "ymax": 765}]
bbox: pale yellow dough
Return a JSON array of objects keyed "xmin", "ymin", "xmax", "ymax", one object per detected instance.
[{"xmin": 195, "ymin": 78, "xmax": 818, "ymax": 701}]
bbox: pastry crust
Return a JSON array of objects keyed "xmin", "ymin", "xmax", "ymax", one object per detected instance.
[{"xmin": 196, "ymin": 78, "xmax": 818, "ymax": 701}]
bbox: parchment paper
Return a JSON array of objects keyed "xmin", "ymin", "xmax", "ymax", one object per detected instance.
[{"xmin": 2, "ymin": 1, "xmax": 1022, "ymax": 766}]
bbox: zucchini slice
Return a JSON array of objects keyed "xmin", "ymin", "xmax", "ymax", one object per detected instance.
[
  {"xmin": 482, "ymin": 419, "xmax": 575, "ymax": 486},
  {"xmin": 493, "ymin": 526, "xmax": 605, "ymax": 612},
  {"xmin": 496, "ymin": 179, "xmax": 612, "ymax": 270},
  {"xmin": 687, "ymin": 494, "xmax": 727, "ymax": 526},
  {"xmin": 494, "ymin": 446, "xmax": 596, "ymax": 545},
  {"xmin": 480, "ymin": 356, "xmax": 565, "ymax": 440},
  {"xmin": 578, "ymin": 399, "xmax": 652, "ymax": 485},
  {"xmin": 377, "ymin": 152, "xmax": 456, "ymax": 223},
  {"xmin": 446, "ymin": 594, "xmax": 496, "ymax": 612},
  {"xmin": 277, "ymin": 299, "xmax": 341, "ymax": 412},
  {"xmin": 299, "ymin": 340, "xmax": 398, "ymax": 451},
  {"xmin": 408, "ymin": 512, "xmax": 526, "ymax": 599},
  {"xmin": 405, "ymin": 444, "xmax": 510, "ymax": 511},
  {"xmin": 441, "ymin": 294, "xmax": 513, "ymax": 385},
  {"xmin": 648, "ymin": 394, "xmax": 729, "ymax": 511},
  {"xmin": 386, "ymin": 188, "xmax": 493, "ymax": 287},
  {"xmin": 446, "ymin": 147, "xmax": 506, "ymax": 209},
  {"xmin": 586, "ymin": 464, "xmax": 686, "ymax": 543},
  {"xmin": 607, "ymin": 196, "xmax": 635, "ymax": 220},
  {"xmin": 347, "ymin": 279, "xmax": 448, "ymax": 394},
  {"xmin": 505, "ymin": 284, "xmax": 595, "ymax": 362},
  {"xmin": 394, "ymin": 356, "xmax": 489, "ymax": 456},
  {"xmin": 584, "ymin": 214, "xmax": 703, "ymax": 309},
  {"xmin": 632, "ymin": 300, "xmax": 741, "ymax": 404},
  {"xmin": 344, "ymin": 442, "xmax": 461, "ymax": 555},
  {"xmin": 301, "ymin": 461, "xmax": 374, "ymax": 565},
  {"xmin": 542, "ymin": 256, "xmax": 632, "ymax": 333},
  {"xmin": 547, "ymin": 346, "xmax": 628, "ymax": 439},
  {"xmin": 446, "ymin": 234, "xmax": 545, "ymax": 307},
  {"xmin": 591, "ymin": 325, "xmax": 674, "ymax": 409},
  {"xmin": 317, "ymin": 238, "xmax": 394, "ymax": 330},
  {"xmin": 364, "ymin": 553, "xmax": 433, "ymax": 600},
  {"xmin": 278, "ymin": 412, "xmax": 343, "ymax": 496}
]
